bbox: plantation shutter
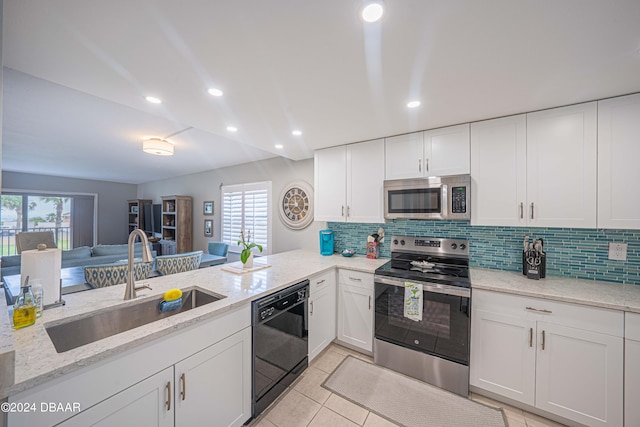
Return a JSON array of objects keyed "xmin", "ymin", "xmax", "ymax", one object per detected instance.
[{"xmin": 221, "ymin": 181, "xmax": 271, "ymax": 255}]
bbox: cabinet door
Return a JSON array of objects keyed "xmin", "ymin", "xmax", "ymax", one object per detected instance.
[
  {"xmin": 314, "ymin": 146, "xmax": 347, "ymax": 222},
  {"xmin": 536, "ymin": 322, "xmax": 623, "ymax": 427},
  {"xmin": 469, "ymin": 309, "xmax": 536, "ymax": 405},
  {"xmin": 337, "ymin": 272, "xmax": 373, "ymax": 352},
  {"xmin": 309, "ymin": 271, "xmax": 337, "ymax": 361},
  {"xmin": 175, "ymin": 326, "xmax": 252, "ymax": 427},
  {"xmin": 526, "ymin": 102, "xmax": 597, "ymax": 228},
  {"xmin": 424, "ymin": 124, "xmax": 470, "ymax": 177},
  {"xmin": 384, "ymin": 132, "xmax": 424, "ymax": 179},
  {"xmin": 58, "ymin": 368, "xmax": 173, "ymax": 427},
  {"xmin": 346, "ymin": 139, "xmax": 385, "ymax": 223},
  {"xmin": 626, "ymin": 339, "xmax": 640, "ymax": 427},
  {"xmin": 470, "ymin": 115, "xmax": 527, "ymax": 226},
  {"xmin": 597, "ymin": 93, "xmax": 640, "ymax": 229}
]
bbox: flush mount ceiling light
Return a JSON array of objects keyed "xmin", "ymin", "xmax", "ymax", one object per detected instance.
[
  {"xmin": 362, "ymin": 1, "xmax": 384, "ymax": 23},
  {"xmin": 145, "ymin": 96, "xmax": 162, "ymax": 104},
  {"xmin": 292, "ymin": 130, "xmax": 302, "ymax": 136},
  {"xmin": 142, "ymin": 138, "xmax": 174, "ymax": 156},
  {"xmin": 227, "ymin": 126, "xmax": 238, "ymax": 132},
  {"xmin": 208, "ymin": 87, "xmax": 223, "ymax": 97},
  {"xmin": 275, "ymin": 144, "xmax": 284, "ymax": 149},
  {"xmin": 407, "ymin": 100, "xmax": 421, "ymax": 108}
]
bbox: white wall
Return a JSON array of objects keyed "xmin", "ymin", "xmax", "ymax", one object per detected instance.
[{"xmin": 137, "ymin": 157, "xmax": 324, "ymax": 255}]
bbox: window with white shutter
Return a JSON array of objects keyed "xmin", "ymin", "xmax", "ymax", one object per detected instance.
[{"xmin": 221, "ymin": 181, "xmax": 272, "ymax": 255}]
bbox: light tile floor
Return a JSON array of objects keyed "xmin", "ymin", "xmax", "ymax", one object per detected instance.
[{"xmin": 250, "ymin": 344, "xmax": 568, "ymax": 427}]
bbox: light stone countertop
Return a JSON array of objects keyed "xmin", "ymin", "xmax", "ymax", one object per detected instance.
[
  {"xmin": 471, "ymin": 268, "xmax": 640, "ymax": 313},
  {"xmin": 0, "ymin": 249, "xmax": 388, "ymax": 399}
]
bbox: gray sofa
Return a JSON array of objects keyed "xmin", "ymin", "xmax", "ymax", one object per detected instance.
[{"xmin": 1, "ymin": 243, "xmax": 155, "ymax": 279}]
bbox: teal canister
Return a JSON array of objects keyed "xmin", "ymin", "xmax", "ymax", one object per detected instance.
[{"xmin": 319, "ymin": 230, "xmax": 334, "ymax": 256}]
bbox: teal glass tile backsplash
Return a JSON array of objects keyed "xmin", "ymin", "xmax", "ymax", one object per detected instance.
[{"xmin": 327, "ymin": 220, "xmax": 640, "ymax": 285}]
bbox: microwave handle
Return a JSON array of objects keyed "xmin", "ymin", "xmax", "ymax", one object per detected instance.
[{"xmin": 441, "ymin": 184, "xmax": 448, "ymax": 217}]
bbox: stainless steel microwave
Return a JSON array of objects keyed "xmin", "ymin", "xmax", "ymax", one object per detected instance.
[{"xmin": 383, "ymin": 174, "xmax": 471, "ymax": 220}]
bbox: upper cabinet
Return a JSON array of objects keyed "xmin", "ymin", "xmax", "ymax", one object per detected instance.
[
  {"xmin": 597, "ymin": 93, "xmax": 640, "ymax": 229},
  {"xmin": 385, "ymin": 124, "xmax": 470, "ymax": 180},
  {"xmin": 314, "ymin": 139, "xmax": 385, "ymax": 223},
  {"xmin": 471, "ymin": 102, "xmax": 597, "ymax": 228}
]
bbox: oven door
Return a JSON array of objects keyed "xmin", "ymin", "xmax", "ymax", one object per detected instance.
[
  {"xmin": 384, "ymin": 178, "xmax": 445, "ymax": 220},
  {"xmin": 374, "ymin": 276, "xmax": 470, "ymax": 365}
]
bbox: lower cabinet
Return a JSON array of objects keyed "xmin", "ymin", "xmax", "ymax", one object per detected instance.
[
  {"xmin": 625, "ymin": 312, "xmax": 640, "ymax": 427},
  {"xmin": 470, "ymin": 289, "xmax": 623, "ymax": 427},
  {"xmin": 336, "ymin": 269, "xmax": 374, "ymax": 353},
  {"xmin": 58, "ymin": 326, "xmax": 252, "ymax": 427},
  {"xmin": 308, "ymin": 270, "xmax": 337, "ymax": 361}
]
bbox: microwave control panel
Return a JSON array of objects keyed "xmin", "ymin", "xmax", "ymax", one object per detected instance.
[{"xmin": 451, "ymin": 186, "xmax": 467, "ymax": 213}]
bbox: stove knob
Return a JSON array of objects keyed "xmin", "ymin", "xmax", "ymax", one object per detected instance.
[
  {"xmin": 393, "ymin": 239, "xmax": 398, "ymax": 245},
  {"xmin": 400, "ymin": 240, "xmax": 405, "ymax": 245},
  {"xmin": 459, "ymin": 243, "xmax": 467, "ymax": 250},
  {"xmin": 451, "ymin": 243, "xmax": 457, "ymax": 250}
]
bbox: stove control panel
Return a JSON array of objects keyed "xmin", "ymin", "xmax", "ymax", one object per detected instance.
[{"xmin": 390, "ymin": 235, "xmax": 469, "ymax": 257}]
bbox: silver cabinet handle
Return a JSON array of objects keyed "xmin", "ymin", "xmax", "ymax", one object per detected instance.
[
  {"xmin": 166, "ymin": 381, "xmax": 171, "ymax": 411},
  {"xmin": 418, "ymin": 159, "xmax": 422, "ymax": 173},
  {"xmin": 541, "ymin": 330, "xmax": 546, "ymax": 350},
  {"xmin": 525, "ymin": 306, "xmax": 552, "ymax": 314},
  {"xmin": 426, "ymin": 158, "xmax": 429, "ymax": 172},
  {"xmin": 341, "ymin": 205, "xmax": 344, "ymax": 217},
  {"xmin": 369, "ymin": 295, "xmax": 372, "ymax": 310},
  {"xmin": 316, "ymin": 279, "xmax": 325, "ymax": 285},
  {"xmin": 530, "ymin": 202, "xmax": 534, "ymax": 220},
  {"xmin": 347, "ymin": 206, "xmax": 350, "ymax": 217},
  {"xmin": 180, "ymin": 373, "xmax": 186, "ymax": 401},
  {"xmin": 520, "ymin": 203, "xmax": 524, "ymax": 219},
  {"xmin": 529, "ymin": 328, "xmax": 533, "ymax": 348},
  {"xmin": 310, "ymin": 301, "xmax": 314, "ymax": 315},
  {"xmin": 349, "ymin": 277, "xmax": 362, "ymax": 282}
]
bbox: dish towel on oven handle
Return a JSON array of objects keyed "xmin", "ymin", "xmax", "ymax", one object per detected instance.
[{"xmin": 404, "ymin": 281, "xmax": 423, "ymax": 321}]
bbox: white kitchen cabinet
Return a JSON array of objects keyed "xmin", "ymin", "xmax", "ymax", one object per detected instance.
[
  {"xmin": 526, "ymin": 102, "xmax": 597, "ymax": 228},
  {"xmin": 337, "ymin": 269, "xmax": 374, "ymax": 353},
  {"xmin": 385, "ymin": 124, "xmax": 470, "ymax": 180},
  {"xmin": 470, "ymin": 102, "xmax": 597, "ymax": 228},
  {"xmin": 470, "ymin": 289, "xmax": 623, "ymax": 427},
  {"xmin": 58, "ymin": 367, "xmax": 174, "ymax": 427},
  {"xmin": 314, "ymin": 139, "xmax": 385, "ymax": 223},
  {"xmin": 174, "ymin": 326, "xmax": 252, "ymax": 427},
  {"xmin": 625, "ymin": 312, "xmax": 640, "ymax": 427},
  {"xmin": 597, "ymin": 93, "xmax": 640, "ymax": 229},
  {"xmin": 308, "ymin": 270, "xmax": 337, "ymax": 361},
  {"xmin": 470, "ymin": 114, "xmax": 527, "ymax": 226}
]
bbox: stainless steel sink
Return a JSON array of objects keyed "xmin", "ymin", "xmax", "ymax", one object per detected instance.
[{"xmin": 46, "ymin": 287, "xmax": 225, "ymax": 353}]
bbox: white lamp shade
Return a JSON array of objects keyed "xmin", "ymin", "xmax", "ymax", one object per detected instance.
[{"xmin": 143, "ymin": 138, "xmax": 174, "ymax": 156}]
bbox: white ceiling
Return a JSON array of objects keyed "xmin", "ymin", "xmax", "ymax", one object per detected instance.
[{"xmin": 3, "ymin": 0, "xmax": 640, "ymax": 184}]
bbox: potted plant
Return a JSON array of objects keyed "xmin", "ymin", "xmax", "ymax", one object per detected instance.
[{"xmin": 238, "ymin": 229, "xmax": 262, "ymax": 268}]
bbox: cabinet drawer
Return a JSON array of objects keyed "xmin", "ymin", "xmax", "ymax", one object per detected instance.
[
  {"xmin": 338, "ymin": 269, "xmax": 373, "ymax": 289},
  {"xmin": 472, "ymin": 289, "xmax": 623, "ymax": 337},
  {"xmin": 626, "ymin": 312, "xmax": 640, "ymax": 341},
  {"xmin": 310, "ymin": 270, "xmax": 336, "ymax": 295}
]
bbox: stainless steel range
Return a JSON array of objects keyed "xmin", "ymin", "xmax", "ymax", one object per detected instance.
[{"xmin": 374, "ymin": 236, "xmax": 471, "ymax": 397}]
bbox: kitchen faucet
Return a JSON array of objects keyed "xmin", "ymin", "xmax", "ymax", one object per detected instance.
[{"xmin": 124, "ymin": 229, "xmax": 153, "ymax": 300}]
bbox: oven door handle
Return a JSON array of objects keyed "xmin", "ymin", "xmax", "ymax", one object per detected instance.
[{"xmin": 374, "ymin": 275, "xmax": 470, "ymax": 298}]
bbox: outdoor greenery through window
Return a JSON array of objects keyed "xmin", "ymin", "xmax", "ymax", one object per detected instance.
[
  {"xmin": 221, "ymin": 181, "xmax": 271, "ymax": 255},
  {"xmin": 0, "ymin": 193, "xmax": 93, "ymax": 256}
]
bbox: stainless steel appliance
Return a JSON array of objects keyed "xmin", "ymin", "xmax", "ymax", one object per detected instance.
[
  {"xmin": 252, "ymin": 280, "xmax": 309, "ymax": 418},
  {"xmin": 383, "ymin": 174, "xmax": 471, "ymax": 220},
  {"xmin": 374, "ymin": 236, "xmax": 471, "ymax": 396}
]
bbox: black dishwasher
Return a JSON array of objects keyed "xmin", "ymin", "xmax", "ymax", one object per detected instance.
[{"xmin": 251, "ymin": 280, "xmax": 309, "ymax": 418}]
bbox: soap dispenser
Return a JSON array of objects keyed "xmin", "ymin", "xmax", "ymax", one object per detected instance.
[{"xmin": 13, "ymin": 278, "xmax": 36, "ymax": 329}]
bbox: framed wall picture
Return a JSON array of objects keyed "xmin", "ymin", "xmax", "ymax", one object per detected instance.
[
  {"xmin": 203, "ymin": 201, "xmax": 214, "ymax": 215},
  {"xmin": 204, "ymin": 219, "xmax": 213, "ymax": 237}
]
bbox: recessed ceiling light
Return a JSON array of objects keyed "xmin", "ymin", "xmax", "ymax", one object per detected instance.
[
  {"xmin": 362, "ymin": 2, "xmax": 384, "ymax": 23},
  {"xmin": 208, "ymin": 88, "xmax": 223, "ymax": 97},
  {"xmin": 407, "ymin": 101, "xmax": 421, "ymax": 108},
  {"xmin": 145, "ymin": 96, "xmax": 162, "ymax": 104},
  {"xmin": 275, "ymin": 144, "xmax": 284, "ymax": 149},
  {"xmin": 292, "ymin": 130, "xmax": 302, "ymax": 136},
  {"xmin": 227, "ymin": 126, "xmax": 238, "ymax": 132}
]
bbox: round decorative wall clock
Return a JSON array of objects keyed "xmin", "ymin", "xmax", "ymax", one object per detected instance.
[{"xmin": 279, "ymin": 181, "xmax": 314, "ymax": 230}]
